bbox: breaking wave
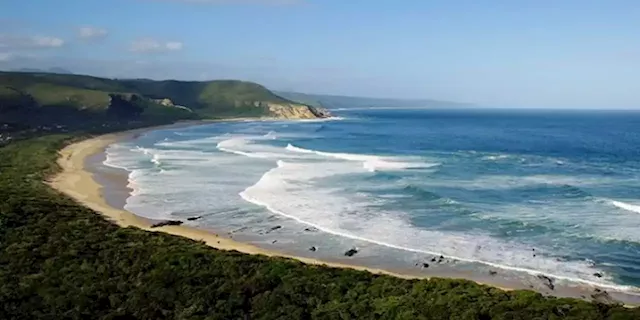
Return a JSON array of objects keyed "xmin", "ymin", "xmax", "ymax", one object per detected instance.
[
  {"xmin": 285, "ymin": 143, "xmax": 439, "ymax": 172},
  {"xmin": 238, "ymin": 159, "xmax": 633, "ymax": 291}
]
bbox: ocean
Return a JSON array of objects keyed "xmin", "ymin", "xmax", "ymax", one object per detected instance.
[{"xmin": 102, "ymin": 108, "xmax": 640, "ymax": 295}]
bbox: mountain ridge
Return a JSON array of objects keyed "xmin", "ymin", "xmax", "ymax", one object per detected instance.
[{"xmin": 0, "ymin": 71, "xmax": 331, "ymax": 126}]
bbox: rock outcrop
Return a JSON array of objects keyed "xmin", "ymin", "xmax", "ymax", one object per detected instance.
[
  {"xmin": 265, "ymin": 102, "xmax": 331, "ymax": 119},
  {"xmin": 344, "ymin": 248, "xmax": 359, "ymax": 257},
  {"xmin": 150, "ymin": 220, "xmax": 183, "ymax": 228},
  {"xmin": 152, "ymin": 98, "xmax": 175, "ymax": 107},
  {"xmin": 152, "ymin": 98, "xmax": 193, "ymax": 112}
]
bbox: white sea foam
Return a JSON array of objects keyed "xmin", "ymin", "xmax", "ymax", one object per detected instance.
[
  {"xmin": 135, "ymin": 146, "xmax": 152, "ymax": 155},
  {"xmin": 212, "ymin": 136, "xmax": 639, "ymax": 290},
  {"xmin": 482, "ymin": 154, "xmax": 511, "ymax": 161},
  {"xmin": 472, "ymin": 198, "xmax": 640, "ymax": 243},
  {"xmin": 104, "ymin": 135, "xmax": 275, "ymax": 222},
  {"xmin": 238, "ymin": 159, "xmax": 635, "ymax": 291},
  {"xmin": 103, "ymin": 126, "xmax": 640, "ymax": 293},
  {"xmin": 610, "ymin": 200, "xmax": 640, "ymax": 214},
  {"xmin": 216, "ymin": 136, "xmax": 307, "ymax": 160},
  {"xmin": 150, "ymin": 154, "xmax": 161, "ymax": 166},
  {"xmin": 286, "ymin": 143, "xmax": 439, "ymax": 172},
  {"xmin": 296, "ymin": 116, "xmax": 345, "ymax": 122}
]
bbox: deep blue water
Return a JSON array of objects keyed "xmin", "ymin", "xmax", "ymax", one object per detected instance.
[{"xmin": 105, "ymin": 109, "xmax": 640, "ymax": 291}]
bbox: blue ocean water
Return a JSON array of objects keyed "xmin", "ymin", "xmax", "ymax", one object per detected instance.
[{"xmin": 104, "ymin": 109, "xmax": 640, "ymax": 292}]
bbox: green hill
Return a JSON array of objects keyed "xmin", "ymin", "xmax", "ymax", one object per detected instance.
[
  {"xmin": 118, "ymin": 79, "xmax": 297, "ymax": 117},
  {"xmin": 0, "ymin": 71, "xmax": 328, "ymax": 134}
]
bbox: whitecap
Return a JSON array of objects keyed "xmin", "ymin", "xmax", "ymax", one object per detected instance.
[
  {"xmin": 238, "ymin": 159, "xmax": 635, "ymax": 292},
  {"xmin": 286, "ymin": 143, "xmax": 439, "ymax": 172},
  {"xmin": 610, "ymin": 200, "xmax": 640, "ymax": 214}
]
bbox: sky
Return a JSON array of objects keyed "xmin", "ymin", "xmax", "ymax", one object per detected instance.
[{"xmin": 0, "ymin": 0, "xmax": 639, "ymax": 108}]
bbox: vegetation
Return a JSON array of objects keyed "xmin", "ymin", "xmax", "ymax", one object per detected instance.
[
  {"xmin": 0, "ymin": 70, "xmax": 328, "ymax": 145},
  {"xmin": 0, "ymin": 71, "xmax": 302, "ymax": 124},
  {"xmin": 0, "ymin": 71, "xmax": 639, "ymax": 319}
]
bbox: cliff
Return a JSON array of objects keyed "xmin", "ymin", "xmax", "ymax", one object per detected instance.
[
  {"xmin": 152, "ymin": 98, "xmax": 175, "ymax": 107},
  {"xmin": 266, "ymin": 102, "xmax": 322, "ymax": 119}
]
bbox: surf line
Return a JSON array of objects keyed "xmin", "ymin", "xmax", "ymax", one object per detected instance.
[
  {"xmin": 213, "ymin": 134, "xmax": 637, "ymax": 293},
  {"xmin": 236, "ymin": 161, "xmax": 637, "ymax": 293}
]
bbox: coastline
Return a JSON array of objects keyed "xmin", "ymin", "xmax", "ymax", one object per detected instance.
[
  {"xmin": 46, "ymin": 122, "xmax": 640, "ymax": 306},
  {"xmin": 47, "ymin": 123, "xmax": 421, "ymax": 281}
]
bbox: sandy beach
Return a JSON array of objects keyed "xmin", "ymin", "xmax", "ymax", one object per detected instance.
[
  {"xmin": 47, "ymin": 127, "xmax": 419, "ymax": 280},
  {"xmin": 46, "ymin": 124, "xmax": 640, "ymax": 306}
]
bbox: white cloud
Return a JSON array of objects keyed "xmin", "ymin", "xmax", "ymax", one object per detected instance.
[
  {"xmin": 165, "ymin": 41, "xmax": 183, "ymax": 50},
  {"xmin": 0, "ymin": 34, "xmax": 64, "ymax": 49},
  {"xmin": 78, "ymin": 26, "xmax": 108, "ymax": 40},
  {"xmin": 130, "ymin": 38, "xmax": 183, "ymax": 53}
]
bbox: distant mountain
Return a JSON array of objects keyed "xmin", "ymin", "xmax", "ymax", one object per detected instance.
[
  {"xmin": 48, "ymin": 67, "xmax": 74, "ymax": 74},
  {"xmin": 275, "ymin": 91, "xmax": 472, "ymax": 110},
  {"xmin": 13, "ymin": 67, "xmax": 74, "ymax": 74}
]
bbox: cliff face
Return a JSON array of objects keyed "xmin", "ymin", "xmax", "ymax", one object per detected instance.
[
  {"xmin": 265, "ymin": 102, "xmax": 331, "ymax": 119},
  {"xmin": 152, "ymin": 98, "xmax": 175, "ymax": 107}
]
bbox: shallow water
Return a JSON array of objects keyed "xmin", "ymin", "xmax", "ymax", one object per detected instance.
[{"xmin": 103, "ymin": 109, "xmax": 640, "ymax": 294}]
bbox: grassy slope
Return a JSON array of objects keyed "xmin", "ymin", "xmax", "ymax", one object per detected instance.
[
  {"xmin": 0, "ymin": 134, "xmax": 639, "ymax": 319},
  {"xmin": 0, "ymin": 72, "xmax": 298, "ymax": 118},
  {"xmin": 0, "ymin": 71, "xmax": 314, "ymax": 139}
]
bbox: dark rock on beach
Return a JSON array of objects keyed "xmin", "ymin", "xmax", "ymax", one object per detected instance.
[
  {"xmin": 537, "ymin": 274, "xmax": 555, "ymax": 290},
  {"xmin": 150, "ymin": 220, "xmax": 183, "ymax": 228},
  {"xmin": 231, "ymin": 227, "xmax": 248, "ymax": 234},
  {"xmin": 187, "ymin": 216, "xmax": 202, "ymax": 221},
  {"xmin": 266, "ymin": 225, "xmax": 282, "ymax": 233},
  {"xmin": 344, "ymin": 248, "xmax": 358, "ymax": 257},
  {"xmin": 593, "ymin": 272, "xmax": 603, "ymax": 278},
  {"xmin": 304, "ymin": 227, "xmax": 318, "ymax": 232},
  {"xmin": 309, "ymin": 246, "xmax": 317, "ymax": 252},
  {"xmin": 422, "ymin": 263, "xmax": 429, "ymax": 269},
  {"xmin": 489, "ymin": 270, "xmax": 498, "ymax": 276}
]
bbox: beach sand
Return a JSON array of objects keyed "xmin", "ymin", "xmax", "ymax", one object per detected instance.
[
  {"xmin": 48, "ymin": 129, "xmax": 419, "ymax": 280},
  {"xmin": 47, "ymin": 125, "xmax": 640, "ymax": 306}
]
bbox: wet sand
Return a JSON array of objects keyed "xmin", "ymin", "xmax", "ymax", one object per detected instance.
[{"xmin": 47, "ymin": 123, "xmax": 640, "ymax": 306}]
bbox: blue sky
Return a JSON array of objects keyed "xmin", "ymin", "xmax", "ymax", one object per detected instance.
[{"xmin": 1, "ymin": 0, "xmax": 639, "ymax": 108}]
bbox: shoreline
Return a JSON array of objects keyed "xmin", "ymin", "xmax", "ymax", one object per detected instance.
[
  {"xmin": 47, "ymin": 122, "xmax": 424, "ymax": 281},
  {"xmin": 47, "ymin": 121, "xmax": 640, "ymax": 306}
]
